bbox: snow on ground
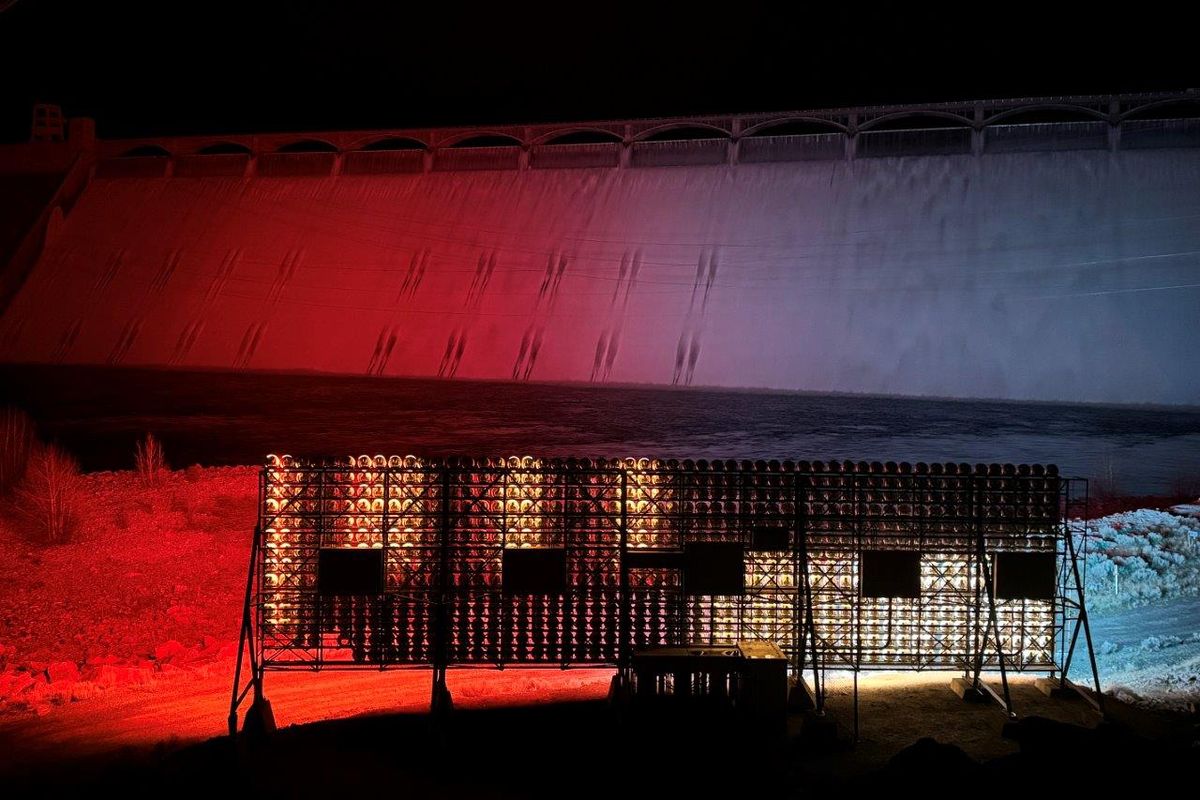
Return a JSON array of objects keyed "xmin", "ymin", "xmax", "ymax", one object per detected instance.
[
  {"xmin": 1080, "ymin": 596, "xmax": 1200, "ymax": 711},
  {"xmin": 1171, "ymin": 503, "xmax": 1200, "ymax": 519},
  {"xmin": 1070, "ymin": 509, "xmax": 1200, "ymax": 709},
  {"xmin": 1080, "ymin": 509, "xmax": 1200, "ymax": 613},
  {"xmin": 1, "ymin": 470, "xmax": 1199, "ymax": 717}
]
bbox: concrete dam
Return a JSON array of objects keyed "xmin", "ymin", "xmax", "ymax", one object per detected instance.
[{"xmin": 1, "ymin": 93, "xmax": 1198, "ymax": 404}]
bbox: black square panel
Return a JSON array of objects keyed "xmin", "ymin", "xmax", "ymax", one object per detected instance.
[
  {"xmin": 995, "ymin": 551, "xmax": 1057, "ymax": 600},
  {"xmin": 318, "ymin": 548, "xmax": 384, "ymax": 595},
  {"xmin": 684, "ymin": 542, "xmax": 745, "ymax": 596},
  {"xmin": 503, "ymin": 548, "xmax": 567, "ymax": 595},
  {"xmin": 750, "ymin": 526, "xmax": 790, "ymax": 552},
  {"xmin": 861, "ymin": 550, "xmax": 921, "ymax": 598}
]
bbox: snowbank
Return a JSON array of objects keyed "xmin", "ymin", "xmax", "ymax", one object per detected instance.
[
  {"xmin": 1079, "ymin": 510, "xmax": 1200, "ymax": 613},
  {"xmin": 1072, "ymin": 510, "xmax": 1200, "ymax": 710}
]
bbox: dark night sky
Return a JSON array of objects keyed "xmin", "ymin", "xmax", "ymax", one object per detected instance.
[{"xmin": 0, "ymin": 1, "xmax": 1193, "ymax": 142}]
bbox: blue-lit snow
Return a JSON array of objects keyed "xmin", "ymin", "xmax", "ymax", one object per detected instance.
[{"xmin": 1072, "ymin": 509, "xmax": 1200, "ymax": 710}]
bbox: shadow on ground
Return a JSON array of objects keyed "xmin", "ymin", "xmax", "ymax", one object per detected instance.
[{"xmin": 2, "ymin": 692, "xmax": 1195, "ymax": 797}]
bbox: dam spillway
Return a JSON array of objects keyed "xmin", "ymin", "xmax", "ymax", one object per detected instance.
[{"xmin": 1, "ymin": 94, "xmax": 1198, "ymax": 405}]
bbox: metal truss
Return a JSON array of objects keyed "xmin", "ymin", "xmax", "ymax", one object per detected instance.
[{"xmin": 230, "ymin": 456, "xmax": 1101, "ymax": 733}]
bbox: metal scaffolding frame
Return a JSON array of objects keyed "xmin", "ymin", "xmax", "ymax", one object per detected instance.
[{"xmin": 230, "ymin": 456, "xmax": 1101, "ymax": 734}]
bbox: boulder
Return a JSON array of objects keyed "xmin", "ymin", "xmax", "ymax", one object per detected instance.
[
  {"xmin": 153, "ymin": 640, "xmax": 187, "ymax": 662},
  {"xmin": 46, "ymin": 661, "xmax": 81, "ymax": 684},
  {"xmin": 0, "ymin": 671, "xmax": 36, "ymax": 697},
  {"xmin": 876, "ymin": 737, "xmax": 982, "ymax": 783}
]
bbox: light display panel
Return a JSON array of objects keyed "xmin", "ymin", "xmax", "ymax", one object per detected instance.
[{"xmin": 255, "ymin": 455, "xmax": 1072, "ymax": 673}]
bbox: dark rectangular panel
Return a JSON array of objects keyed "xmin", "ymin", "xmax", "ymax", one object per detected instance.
[
  {"xmin": 750, "ymin": 526, "xmax": 790, "ymax": 552},
  {"xmin": 684, "ymin": 542, "xmax": 745, "ymax": 596},
  {"xmin": 995, "ymin": 551, "xmax": 1057, "ymax": 600},
  {"xmin": 318, "ymin": 548, "xmax": 384, "ymax": 595},
  {"xmin": 861, "ymin": 550, "xmax": 921, "ymax": 598},
  {"xmin": 502, "ymin": 548, "xmax": 566, "ymax": 595}
]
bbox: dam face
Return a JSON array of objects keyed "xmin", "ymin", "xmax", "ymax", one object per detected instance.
[{"xmin": 2, "ymin": 114, "xmax": 1198, "ymax": 404}]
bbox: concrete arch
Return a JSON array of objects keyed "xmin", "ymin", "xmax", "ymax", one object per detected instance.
[
  {"xmin": 634, "ymin": 122, "xmax": 731, "ymax": 141},
  {"xmin": 858, "ymin": 111, "xmax": 973, "ymax": 132},
  {"xmin": 1120, "ymin": 98, "xmax": 1200, "ymax": 121},
  {"xmin": 196, "ymin": 142, "xmax": 253, "ymax": 155},
  {"xmin": 533, "ymin": 127, "xmax": 624, "ymax": 145},
  {"xmin": 120, "ymin": 144, "xmax": 172, "ymax": 158},
  {"xmin": 355, "ymin": 136, "xmax": 428, "ymax": 151},
  {"xmin": 276, "ymin": 139, "xmax": 339, "ymax": 153},
  {"xmin": 344, "ymin": 132, "xmax": 430, "ymax": 150},
  {"xmin": 741, "ymin": 116, "xmax": 849, "ymax": 137},
  {"xmin": 437, "ymin": 131, "xmax": 525, "ymax": 148},
  {"xmin": 985, "ymin": 104, "xmax": 1106, "ymax": 126}
]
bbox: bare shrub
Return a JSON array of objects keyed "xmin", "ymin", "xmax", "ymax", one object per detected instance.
[
  {"xmin": 1091, "ymin": 453, "xmax": 1121, "ymax": 499},
  {"xmin": 0, "ymin": 406, "xmax": 36, "ymax": 497},
  {"xmin": 15, "ymin": 444, "xmax": 81, "ymax": 544},
  {"xmin": 135, "ymin": 433, "xmax": 168, "ymax": 486}
]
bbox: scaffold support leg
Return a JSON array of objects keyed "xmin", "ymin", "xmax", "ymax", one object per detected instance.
[
  {"xmin": 431, "ymin": 666, "xmax": 453, "ymax": 716},
  {"xmin": 788, "ymin": 676, "xmax": 816, "ymax": 711},
  {"xmin": 242, "ymin": 682, "xmax": 276, "ymax": 739},
  {"xmin": 607, "ymin": 669, "xmax": 631, "ymax": 706},
  {"xmin": 228, "ymin": 526, "xmax": 261, "ymax": 737},
  {"xmin": 1062, "ymin": 517, "xmax": 1107, "ymax": 716},
  {"xmin": 951, "ymin": 676, "xmax": 989, "ymax": 703}
]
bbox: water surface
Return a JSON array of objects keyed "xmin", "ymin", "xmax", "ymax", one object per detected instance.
[{"xmin": 3, "ymin": 365, "xmax": 1198, "ymax": 495}]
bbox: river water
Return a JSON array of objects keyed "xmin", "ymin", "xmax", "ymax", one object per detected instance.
[{"xmin": 3, "ymin": 365, "xmax": 1198, "ymax": 495}]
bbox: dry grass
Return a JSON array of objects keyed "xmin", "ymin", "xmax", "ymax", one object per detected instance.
[
  {"xmin": 1091, "ymin": 452, "xmax": 1122, "ymax": 499},
  {"xmin": 14, "ymin": 444, "xmax": 81, "ymax": 544},
  {"xmin": 0, "ymin": 466, "xmax": 257, "ymax": 669},
  {"xmin": 135, "ymin": 433, "xmax": 168, "ymax": 487}
]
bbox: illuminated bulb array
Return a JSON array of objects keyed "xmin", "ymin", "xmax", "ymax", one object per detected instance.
[
  {"xmin": 503, "ymin": 456, "xmax": 555, "ymax": 549},
  {"xmin": 624, "ymin": 458, "xmax": 673, "ymax": 549},
  {"xmin": 256, "ymin": 456, "xmax": 1064, "ymax": 669},
  {"xmin": 263, "ymin": 454, "xmax": 312, "ymax": 639},
  {"xmin": 746, "ymin": 554, "xmax": 797, "ymax": 590},
  {"xmin": 685, "ymin": 598, "xmax": 800, "ymax": 649},
  {"xmin": 629, "ymin": 590, "xmax": 675, "ymax": 647},
  {"xmin": 804, "ymin": 553, "xmax": 1056, "ymax": 668},
  {"xmin": 995, "ymin": 599, "xmax": 1055, "ymax": 666},
  {"xmin": 441, "ymin": 594, "xmax": 623, "ymax": 662},
  {"xmin": 445, "ymin": 595, "xmax": 498, "ymax": 658}
]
